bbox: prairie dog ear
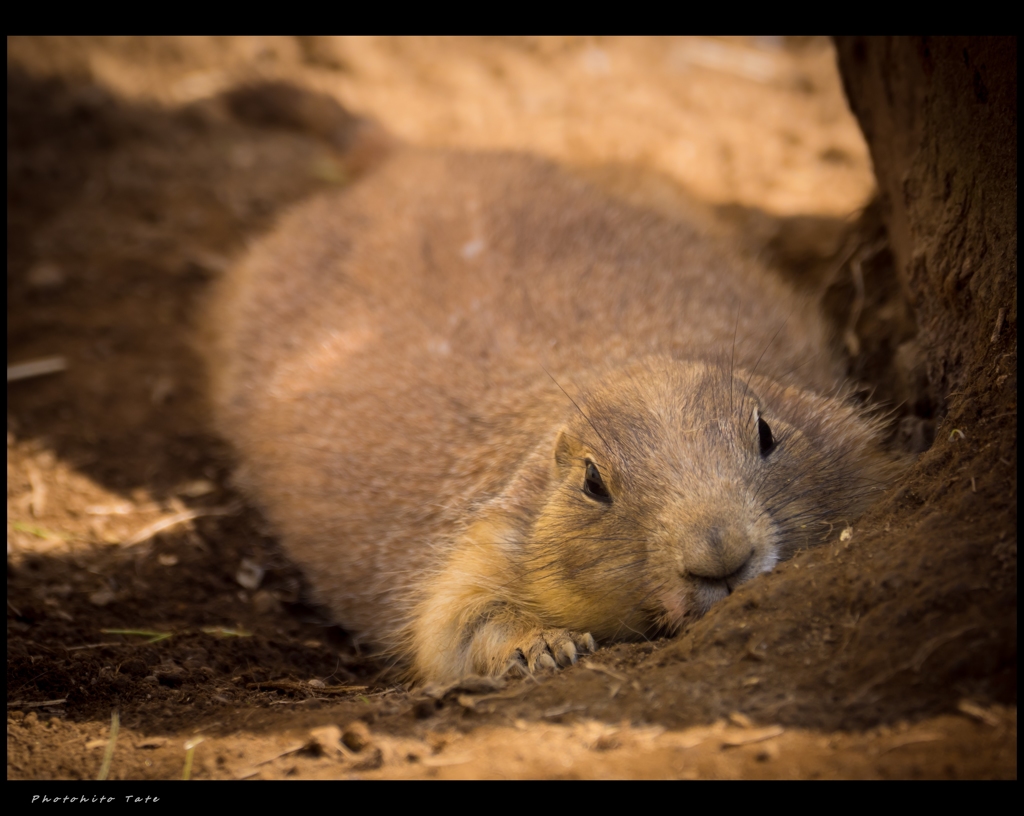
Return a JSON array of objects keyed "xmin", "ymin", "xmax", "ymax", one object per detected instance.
[{"xmin": 553, "ymin": 429, "xmax": 583, "ymax": 475}]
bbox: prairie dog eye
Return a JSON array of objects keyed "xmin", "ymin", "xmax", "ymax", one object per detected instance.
[
  {"xmin": 583, "ymin": 460, "xmax": 612, "ymax": 503},
  {"xmin": 753, "ymin": 408, "xmax": 775, "ymax": 457}
]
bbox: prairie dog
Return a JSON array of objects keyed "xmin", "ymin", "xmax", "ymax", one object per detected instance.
[{"xmin": 210, "ymin": 150, "xmax": 899, "ymax": 683}]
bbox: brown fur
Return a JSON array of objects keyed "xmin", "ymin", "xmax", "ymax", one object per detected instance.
[{"xmin": 208, "ymin": 150, "xmax": 901, "ymax": 683}]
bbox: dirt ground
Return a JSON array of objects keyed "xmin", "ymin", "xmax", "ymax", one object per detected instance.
[{"xmin": 7, "ymin": 37, "xmax": 1016, "ymax": 781}]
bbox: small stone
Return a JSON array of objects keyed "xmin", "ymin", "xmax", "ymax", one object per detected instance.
[
  {"xmin": 27, "ymin": 262, "xmax": 66, "ymax": 289},
  {"xmin": 177, "ymin": 479, "xmax": 216, "ymax": 498},
  {"xmin": 236, "ymin": 558, "xmax": 265, "ymax": 590},
  {"xmin": 341, "ymin": 721, "xmax": 372, "ymax": 752},
  {"xmin": 89, "ymin": 588, "xmax": 115, "ymax": 607}
]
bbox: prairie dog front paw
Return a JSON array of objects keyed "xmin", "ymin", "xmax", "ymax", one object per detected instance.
[
  {"xmin": 503, "ymin": 628, "xmax": 597, "ymax": 676},
  {"xmin": 463, "ymin": 614, "xmax": 596, "ymax": 678},
  {"xmin": 410, "ymin": 590, "xmax": 596, "ymax": 683}
]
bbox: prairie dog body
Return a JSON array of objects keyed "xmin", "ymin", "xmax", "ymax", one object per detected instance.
[{"xmin": 211, "ymin": 150, "xmax": 898, "ymax": 683}]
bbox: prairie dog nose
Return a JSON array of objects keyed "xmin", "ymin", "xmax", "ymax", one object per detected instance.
[{"xmin": 686, "ymin": 526, "xmax": 753, "ymax": 580}]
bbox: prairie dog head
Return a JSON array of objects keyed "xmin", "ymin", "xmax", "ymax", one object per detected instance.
[{"xmin": 523, "ymin": 356, "xmax": 896, "ymax": 640}]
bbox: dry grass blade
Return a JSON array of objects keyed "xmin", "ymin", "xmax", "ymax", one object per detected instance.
[
  {"xmin": 7, "ymin": 356, "xmax": 67, "ymax": 382},
  {"xmin": 96, "ymin": 710, "xmax": 119, "ymax": 781}
]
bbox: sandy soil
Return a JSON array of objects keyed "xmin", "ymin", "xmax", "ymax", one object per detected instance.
[{"xmin": 7, "ymin": 36, "xmax": 1016, "ymax": 780}]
